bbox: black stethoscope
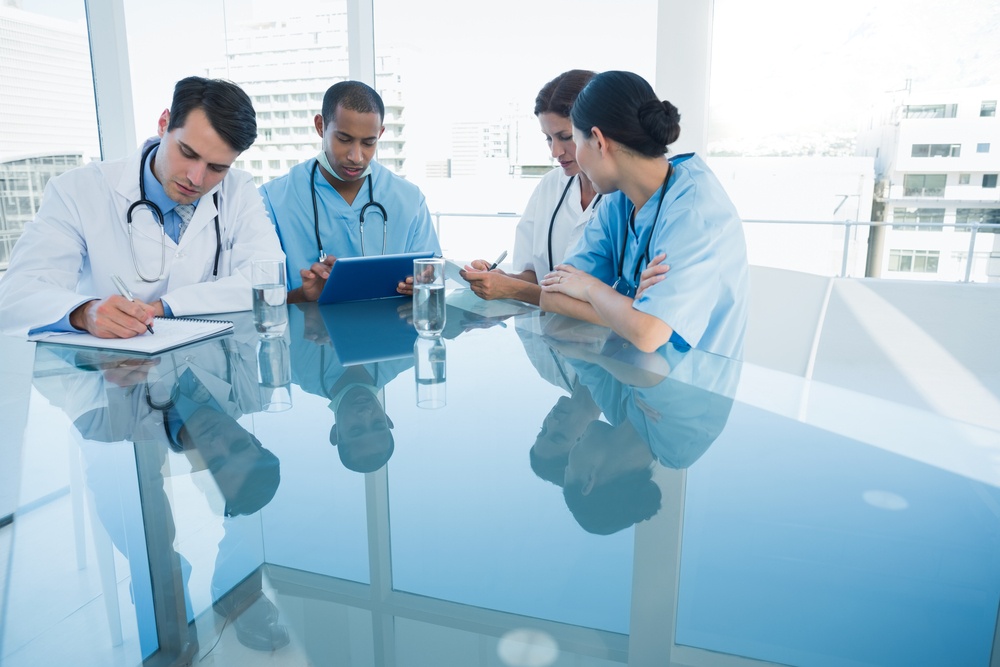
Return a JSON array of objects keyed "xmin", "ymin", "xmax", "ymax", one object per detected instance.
[
  {"xmin": 145, "ymin": 342, "xmax": 235, "ymax": 452},
  {"xmin": 547, "ymin": 175, "xmax": 602, "ymax": 272},
  {"xmin": 310, "ymin": 159, "xmax": 388, "ymax": 261},
  {"xmin": 127, "ymin": 142, "xmax": 221, "ymax": 282},
  {"xmin": 612, "ymin": 164, "xmax": 672, "ymax": 298}
]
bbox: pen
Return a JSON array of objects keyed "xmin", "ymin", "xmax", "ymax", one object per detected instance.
[
  {"xmin": 111, "ymin": 274, "xmax": 154, "ymax": 334},
  {"xmin": 487, "ymin": 250, "xmax": 507, "ymax": 271}
]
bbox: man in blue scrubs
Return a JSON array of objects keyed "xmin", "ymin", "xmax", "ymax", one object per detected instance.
[{"xmin": 260, "ymin": 81, "xmax": 441, "ymax": 303}]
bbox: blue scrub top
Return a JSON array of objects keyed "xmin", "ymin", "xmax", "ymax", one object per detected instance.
[
  {"xmin": 260, "ymin": 159, "xmax": 441, "ymax": 290},
  {"xmin": 563, "ymin": 153, "xmax": 749, "ymax": 359}
]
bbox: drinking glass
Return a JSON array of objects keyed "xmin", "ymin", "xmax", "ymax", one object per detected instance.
[
  {"xmin": 412, "ymin": 257, "xmax": 446, "ymax": 336},
  {"xmin": 414, "ymin": 335, "xmax": 446, "ymax": 409},
  {"xmin": 257, "ymin": 335, "xmax": 292, "ymax": 412},
  {"xmin": 252, "ymin": 259, "xmax": 287, "ymax": 337}
]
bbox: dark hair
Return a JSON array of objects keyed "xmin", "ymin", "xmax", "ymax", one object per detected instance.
[
  {"xmin": 534, "ymin": 69, "xmax": 597, "ymax": 117},
  {"xmin": 563, "ymin": 467, "xmax": 662, "ymax": 535},
  {"xmin": 329, "ymin": 423, "xmax": 395, "ymax": 473},
  {"xmin": 322, "ymin": 80, "xmax": 385, "ymax": 126},
  {"xmin": 571, "ymin": 70, "xmax": 681, "ymax": 158},
  {"xmin": 167, "ymin": 76, "xmax": 257, "ymax": 153},
  {"xmin": 529, "ymin": 446, "xmax": 569, "ymax": 486}
]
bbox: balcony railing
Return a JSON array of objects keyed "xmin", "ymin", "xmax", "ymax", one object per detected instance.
[
  {"xmin": 429, "ymin": 213, "xmax": 1000, "ymax": 284},
  {"xmin": 1, "ymin": 215, "xmax": 996, "ymax": 281}
]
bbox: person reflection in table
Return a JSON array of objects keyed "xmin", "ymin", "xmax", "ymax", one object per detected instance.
[
  {"xmin": 551, "ymin": 337, "xmax": 739, "ymax": 535},
  {"xmin": 32, "ymin": 330, "xmax": 288, "ymax": 653},
  {"xmin": 291, "ymin": 303, "xmax": 414, "ymax": 472}
]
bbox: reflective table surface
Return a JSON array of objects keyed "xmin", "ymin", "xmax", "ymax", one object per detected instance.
[{"xmin": 1, "ymin": 288, "xmax": 998, "ymax": 667}]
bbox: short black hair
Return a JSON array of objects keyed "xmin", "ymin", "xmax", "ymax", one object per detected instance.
[
  {"xmin": 167, "ymin": 76, "xmax": 257, "ymax": 153},
  {"xmin": 563, "ymin": 467, "xmax": 662, "ymax": 535},
  {"xmin": 321, "ymin": 80, "xmax": 385, "ymax": 126}
]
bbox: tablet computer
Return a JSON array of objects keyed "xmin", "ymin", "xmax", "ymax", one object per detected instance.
[
  {"xmin": 319, "ymin": 298, "xmax": 417, "ymax": 365},
  {"xmin": 317, "ymin": 251, "xmax": 435, "ymax": 304}
]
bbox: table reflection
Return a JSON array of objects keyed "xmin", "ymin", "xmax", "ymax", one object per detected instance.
[{"xmin": 30, "ymin": 316, "xmax": 287, "ymax": 658}]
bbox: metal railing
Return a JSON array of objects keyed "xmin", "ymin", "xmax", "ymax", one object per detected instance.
[
  {"xmin": 2, "ymin": 214, "xmax": 996, "ymax": 282},
  {"xmin": 429, "ymin": 212, "xmax": 999, "ymax": 283}
]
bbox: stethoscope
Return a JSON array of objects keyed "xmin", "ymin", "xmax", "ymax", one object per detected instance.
[
  {"xmin": 127, "ymin": 142, "xmax": 221, "ymax": 282},
  {"xmin": 547, "ymin": 175, "xmax": 602, "ymax": 272},
  {"xmin": 310, "ymin": 159, "xmax": 388, "ymax": 261},
  {"xmin": 145, "ymin": 342, "xmax": 235, "ymax": 451},
  {"xmin": 612, "ymin": 164, "xmax": 672, "ymax": 298}
]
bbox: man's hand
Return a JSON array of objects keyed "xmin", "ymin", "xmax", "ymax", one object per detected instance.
[
  {"xmin": 290, "ymin": 256, "xmax": 336, "ymax": 303},
  {"xmin": 69, "ymin": 295, "xmax": 155, "ymax": 338},
  {"xmin": 397, "ymin": 276, "xmax": 415, "ymax": 296}
]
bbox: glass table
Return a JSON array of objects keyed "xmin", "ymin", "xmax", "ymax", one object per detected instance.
[{"xmin": 1, "ymin": 289, "xmax": 998, "ymax": 666}]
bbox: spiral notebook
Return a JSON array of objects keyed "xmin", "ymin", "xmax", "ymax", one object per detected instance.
[{"xmin": 28, "ymin": 316, "xmax": 234, "ymax": 356}]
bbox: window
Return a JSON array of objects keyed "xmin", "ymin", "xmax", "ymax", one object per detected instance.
[
  {"xmin": 888, "ymin": 249, "xmax": 940, "ymax": 273},
  {"xmin": 250, "ymin": 160, "xmax": 262, "ymax": 170},
  {"xmin": 981, "ymin": 101, "xmax": 996, "ymax": 117},
  {"xmin": 978, "ymin": 143, "xmax": 990, "ymax": 153},
  {"xmin": 983, "ymin": 174, "xmax": 998, "ymax": 188},
  {"xmin": 268, "ymin": 160, "xmax": 281, "ymax": 169},
  {"xmin": 956, "ymin": 208, "xmax": 1000, "ymax": 232},
  {"xmin": 910, "ymin": 143, "xmax": 960, "ymax": 157},
  {"xmin": 903, "ymin": 104, "xmax": 958, "ymax": 119},
  {"xmin": 959, "ymin": 173, "xmax": 971, "ymax": 184},
  {"xmin": 903, "ymin": 174, "xmax": 946, "ymax": 196},
  {"xmin": 892, "ymin": 207, "xmax": 944, "ymax": 231}
]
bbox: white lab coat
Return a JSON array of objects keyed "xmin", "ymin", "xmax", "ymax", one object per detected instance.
[{"xmin": 0, "ymin": 141, "xmax": 284, "ymax": 337}]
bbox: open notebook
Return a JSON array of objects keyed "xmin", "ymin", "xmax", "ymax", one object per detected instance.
[{"xmin": 28, "ymin": 316, "xmax": 233, "ymax": 355}]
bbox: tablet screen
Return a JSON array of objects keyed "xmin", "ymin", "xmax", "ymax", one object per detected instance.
[{"xmin": 317, "ymin": 251, "xmax": 435, "ymax": 304}]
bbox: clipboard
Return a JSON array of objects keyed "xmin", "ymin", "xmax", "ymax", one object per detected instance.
[
  {"xmin": 317, "ymin": 251, "xmax": 435, "ymax": 304},
  {"xmin": 319, "ymin": 298, "xmax": 417, "ymax": 365}
]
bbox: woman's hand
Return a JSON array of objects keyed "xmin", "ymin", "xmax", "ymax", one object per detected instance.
[
  {"xmin": 540, "ymin": 264, "xmax": 603, "ymax": 303},
  {"xmin": 635, "ymin": 253, "xmax": 669, "ymax": 300}
]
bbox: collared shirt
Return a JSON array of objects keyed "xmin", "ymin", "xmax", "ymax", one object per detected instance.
[{"xmin": 142, "ymin": 146, "xmax": 198, "ymax": 245}]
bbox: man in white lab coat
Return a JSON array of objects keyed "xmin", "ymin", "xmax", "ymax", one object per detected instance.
[{"xmin": 0, "ymin": 76, "xmax": 283, "ymax": 339}]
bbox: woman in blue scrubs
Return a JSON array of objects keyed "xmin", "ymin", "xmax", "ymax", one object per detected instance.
[{"xmin": 539, "ymin": 71, "xmax": 749, "ymax": 359}]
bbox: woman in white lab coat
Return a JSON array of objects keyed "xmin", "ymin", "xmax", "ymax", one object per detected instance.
[{"xmin": 461, "ymin": 70, "xmax": 601, "ymax": 305}]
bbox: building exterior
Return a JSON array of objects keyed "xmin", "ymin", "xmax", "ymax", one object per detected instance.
[
  {"xmin": 857, "ymin": 86, "xmax": 1000, "ymax": 282},
  {"xmin": 207, "ymin": 10, "xmax": 408, "ymax": 186},
  {"xmin": 0, "ymin": 3, "xmax": 100, "ymax": 270},
  {"xmin": 708, "ymin": 156, "xmax": 876, "ymax": 278},
  {"xmin": 0, "ymin": 153, "xmax": 85, "ymax": 268}
]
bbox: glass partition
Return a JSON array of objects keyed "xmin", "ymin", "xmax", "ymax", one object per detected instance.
[{"xmin": 0, "ymin": 1, "xmax": 99, "ymax": 270}]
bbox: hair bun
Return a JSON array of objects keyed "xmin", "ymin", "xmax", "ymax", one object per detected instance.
[{"xmin": 637, "ymin": 99, "xmax": 681, "ymax": 147}]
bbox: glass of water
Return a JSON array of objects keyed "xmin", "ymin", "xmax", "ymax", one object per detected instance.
[
  {"xmin": 412, "ymin": 257, "xmax": 446, "ymax": 336},
  {"xmin": 252, "ymin": 259, "xmax": 288, "ymax": 337}
]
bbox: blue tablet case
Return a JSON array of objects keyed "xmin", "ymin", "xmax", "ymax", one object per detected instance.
[
  {"xmin": 319, "ymin": 298, "xmax": 417, "ymax": 365},
  {"xmin": 318, "ymin": 251, "xmax": 435, "ymax": 304}
]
